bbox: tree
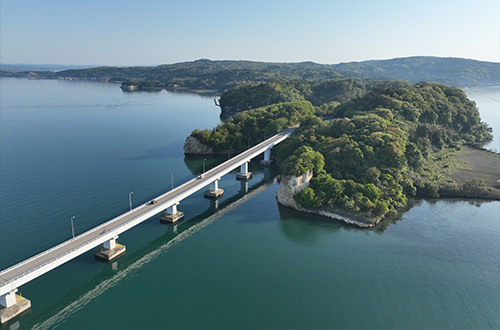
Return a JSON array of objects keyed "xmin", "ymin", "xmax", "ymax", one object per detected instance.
[{"xmin": 294, "ymin": 188, "xmax": 317, "ymax": 209}]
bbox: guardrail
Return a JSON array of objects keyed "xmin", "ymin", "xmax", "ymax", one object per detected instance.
[{"xmin": 0, "ymin": 127, "xmax": 296, "ymax": 295}]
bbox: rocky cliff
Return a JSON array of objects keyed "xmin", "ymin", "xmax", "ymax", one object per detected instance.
[
  {"xmin": 276, "ymin": 171, "xmax": 379, "ymax": 228},
  {"xmin": 183, "ymin": 136, "xmax": 214, "ymax": 155},
  {"xmin": 276, "ymin": 171, "xmax": 313, "ymax": 209}
]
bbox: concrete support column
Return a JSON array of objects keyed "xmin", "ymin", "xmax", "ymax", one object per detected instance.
[
  {"xmin": 0, "ymin": 289, "xmax": 31, "ymax": 324},
  {"xmin": 95, "ymin": 235, "xmax": 126, "ymax": 261},
  {"xmin": 103, "ymin": 237, "xmax": 117, "ymax": 250},
  {"xmin": 240, "ymin": 162, "xmax": 248, "ymax": 174},
  {"xmin": 167, "ymin": 204, "xmax": 178, "ymax": 215},
  {"xmin": 205, "ymin": 178, "xmax": 224, "ymax": 199},
  {"xmin": 0, "ymin": 289, "xmax": 17, "ymax": 308},
  {"xmin": 236, "ymin": 162, "xmax": 252, "ymax": 181},
  {"xmin": 210, "ymin": 180, "xmax": 218, "ymax": 191},
  {"xmin": 160, "ymin": 202, "xmax": 184, "ymax": 223},
  {"xmin": 260, "ymin": 148, "xmax": 273, "ymax": 165}
]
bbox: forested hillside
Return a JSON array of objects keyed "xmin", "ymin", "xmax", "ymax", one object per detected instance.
[
  {"xmin": 2, "ymin": 57, "xmax": 498, "ymax": 92},
  {"xmin": 218, "ymin": 79, "xmax": 412, "ymax": 117},
  {"xmin": 0, "ymin": 59, "xmax": 343, "ymax": 92},
  {"xmin": 190, "ymin": 101, "xmax": 315, "ymax": 152},
  {"xmin": 186, "ymin": 81, "xmax": 495, "ymax": 224},
  {"xmin": 332, "ymin": 56, "xmax": 500, "ymax": 87},
  {"xmin": 275, "ymin": 82, "xmax": 493, "ymax": 223}
]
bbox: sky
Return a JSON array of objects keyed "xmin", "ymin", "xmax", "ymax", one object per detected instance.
[{"xmin": 1, "ymin": 0, "xmax": 499, "ymax": 66}]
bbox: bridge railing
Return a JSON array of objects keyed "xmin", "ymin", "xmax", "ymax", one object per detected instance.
[{"xmin": 0, "ymin": 126, "xmax": 297, "ymax": 294}]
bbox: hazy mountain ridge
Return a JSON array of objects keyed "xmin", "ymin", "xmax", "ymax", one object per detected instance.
[
  {"xmin": 1, "ymin": 56, "xmax": 498, "ymax": 89},
  {"xmin": 332, "ymin": 56, "xmax": 500, "ymax": 87}
]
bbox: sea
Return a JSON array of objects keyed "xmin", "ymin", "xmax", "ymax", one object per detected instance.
[{"xmin": 0, "ymin": 78, "xmax": 499, "ymax": 329}]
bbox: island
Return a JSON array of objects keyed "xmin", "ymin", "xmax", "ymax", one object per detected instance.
[
  {"xmin": 2, "ymin": 57, "xmax": 499, "ymax": 94},
  {"xmin": 184, "ymin": 80, "xmax": 499, "ymax": 227}
]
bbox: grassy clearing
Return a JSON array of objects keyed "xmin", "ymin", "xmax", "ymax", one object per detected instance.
[{"xmin": 416, "ymin": 145, "xmax": 500, "ymax": 198}]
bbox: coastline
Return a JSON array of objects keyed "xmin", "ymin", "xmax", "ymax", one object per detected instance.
[{"xmin": 184, "ymin": 141, "xmax": 500, "ymax": 228}]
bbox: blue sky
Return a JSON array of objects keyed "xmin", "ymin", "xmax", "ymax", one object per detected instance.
[{"xmin": 1, "ymin": 0, "xmax": 499, "ymax": 66}]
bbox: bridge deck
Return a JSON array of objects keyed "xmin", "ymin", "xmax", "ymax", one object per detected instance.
[{"xmin": 0, "ymin": 127, "xmax": 295, "ymax": 297}]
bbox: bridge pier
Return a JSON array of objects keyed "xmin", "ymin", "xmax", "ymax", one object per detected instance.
[
  {"xmin": 0, "ymin": 289, "xmax": 31, "ymax": 324},
  {"xmin": 94, "ymin": 236, "xmax": 126, "ymax": 261},
  {"xmin": 204, "ymin": 178, "xmax": 224, "ymax": 199},
  {"xmin": 236, "ymin": 162, "xmax": 252, "ymax": 181},
  {"xmin": 160, "ymin": 203, "xmax": 184, "ymax": 223},
  {"xmin": 260, "ymin": 148, "xmax": 273, "ymax": 166}
]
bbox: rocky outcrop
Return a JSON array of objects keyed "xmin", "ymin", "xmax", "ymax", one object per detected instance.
[
  {"xmin": 183, "ymin": 136, "xmax": 214, "ymax": 155},
  {"xmin": 276, "ymin": 172, "xmax": 380, "ymax": 228},
  {"xmin": 276, "ymin": 171, "xmax": 313, "ymax": 209}
]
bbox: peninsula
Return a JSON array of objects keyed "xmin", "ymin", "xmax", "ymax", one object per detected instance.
[
  {"xmin": 184, "ymin": 80, "xmax": 499, "ymax": 227},
  {"xmin": 1, "ymin": 56, "xmax": 499, "ymax": 93}
]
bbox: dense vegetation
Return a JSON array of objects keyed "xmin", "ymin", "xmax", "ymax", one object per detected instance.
[
  {"xmin": 218, "ymin": 79, "xmax": 412, "ymax": 117},
  {"xmin": 2, "ymin": 57, "xmax": 498, "ymax": 91},
  {"xmin": 188, "ymin": 81, "xmax": 494, "ymax": 224},
  {"xmin": 191, "ymin": 101, "xmax": 314, "ymax": 152},
  {"xmin": 274, "ymin": 82, "xmax": 493, "ymax": 222},
  {"xmin": 0, "ymin": 60, "xmax": 342, "ymax": 92}
]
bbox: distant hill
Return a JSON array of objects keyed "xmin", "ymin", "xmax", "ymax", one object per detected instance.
[
  {"xmin": 0, "ymin": 63, "xmax": 100, "ymax": 72},
  {"xmin": 332, "ymin": 56, "xmax": 500, "ymax": 87},
  {"xmin": 1, "ymin": 57, "xmax": 498, "ymax": 91},
  {"xmin": 0, "ymin": 59, "xmax": 343, "ymax": 92}
]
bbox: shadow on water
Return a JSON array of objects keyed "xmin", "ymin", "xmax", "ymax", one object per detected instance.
[
  {"xmin": 277, "ymin": 197, "xmax": 432, "ymax": 244},
  {"xmin": 18, "ymin": 168, "xmax": 279, "ymax": 330},
  {"xmin": 10, "ymin": 161, "xmax": 495, "ymax": 329},
  {"xmin": 278, "ymin": 204, "xmax": 345, "ymax": 245}
]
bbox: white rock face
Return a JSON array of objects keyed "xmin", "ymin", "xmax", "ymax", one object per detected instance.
[
  {"xmin": 276, "ymin": 171, "xmax": 378, "ymax": 228},
  {"xmin": 276, "ymin": 171, "xmax": 313, "ymax": 208},
  {"xmin": 183, "ymin": 136, "xmax": 214, "ymax": 155}
]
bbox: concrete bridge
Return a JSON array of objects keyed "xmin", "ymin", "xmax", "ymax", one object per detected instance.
[{"xmin": 0, "ymin": 126, "xmax": 295, "ymax": 324}]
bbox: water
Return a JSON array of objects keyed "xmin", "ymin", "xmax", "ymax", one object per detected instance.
[
  {"xmin": 463, "ymin": 85, "xmax": 500, "ymax": 152},
  {"xmin": 0, "ymin": 78, "xmax": 499, "ymax": 329}
]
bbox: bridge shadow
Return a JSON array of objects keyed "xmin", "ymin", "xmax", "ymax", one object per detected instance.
[{"xmin": 19, "ymin": 169, "xmax": 280, "ymax": 329}]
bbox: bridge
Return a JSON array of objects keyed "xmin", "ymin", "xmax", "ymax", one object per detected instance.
[{"xmin": 0, "ymin": 126, "xmax": 295, "ymax": 324}]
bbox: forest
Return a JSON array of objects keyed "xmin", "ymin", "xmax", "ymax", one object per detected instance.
[
  {"xmin": 217, "ymin": 79, "xmax": 412, "ymax": 118},
  {"xmin": 2, "ymin": 57, "xmax": 498, "ymax": 92},
  {"xmin": 187, "ymin": 81, "xmax": 495, "ymax": 224}
]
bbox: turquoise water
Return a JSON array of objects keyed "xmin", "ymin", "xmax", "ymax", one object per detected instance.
[{"xmin": 0, "ymin": 78, "xmax": 499, "ymax": 329}]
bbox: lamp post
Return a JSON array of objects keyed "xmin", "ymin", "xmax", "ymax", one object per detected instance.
[
  {"xmin": 203, "ymin": 158, "xmax": 206, "ymax": 173},
  {"xmin": 228, "ymin": 148, "xmax": 231, "ymax": 160},
  {"xmin": 129, "ymin": 192, "xmax": 133, "ymax": 210},
  {"xmin": 248, "ymin": 137, "xmax": 251, "ymax": 149},
  {"xmin": 71, "ymin": 216, "xmax": 75, "ymax": 239}
]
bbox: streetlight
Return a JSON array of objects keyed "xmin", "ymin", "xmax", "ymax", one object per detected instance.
[
  {"xmin": 129, "ymin": 192, "xmax": 133, "ymax": 210},
  {"xmin": 248, "ymin": 137, "xmax": 251, "ymax": 149},
  {"xmin": 71, "ymin": 216, "xmax": 75, "ymax": 239},
  {"xmin": 203, "ymin": 158, "xmax": 207, "ymax": 173},
  {"xmin": 228, "ymin": 147, "xmax": 231, "ymax": 160}
]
